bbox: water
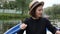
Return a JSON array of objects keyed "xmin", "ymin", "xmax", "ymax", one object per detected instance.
[{"xmin": 0, "ymin": 9, "xmax": 22, "ymax": 14}]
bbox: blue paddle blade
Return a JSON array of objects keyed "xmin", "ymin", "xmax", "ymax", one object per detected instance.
[{"xmin": 4, "ymin": 24, "xmax": 20, "ymax": 34}]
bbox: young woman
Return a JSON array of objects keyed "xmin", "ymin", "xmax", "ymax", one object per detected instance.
[{"xmin": 17, "ymin": 1, "xmax": 60, "ymax": 34}]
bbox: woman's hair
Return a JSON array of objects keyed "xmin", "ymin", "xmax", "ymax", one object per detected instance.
[{"xmin": 29, "ymin": 4, "xmax": 43, "ymax": 18}]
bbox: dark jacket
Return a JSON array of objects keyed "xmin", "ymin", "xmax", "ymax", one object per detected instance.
[{"xmin": 17, "ymin": 17, "xmax": 57, "ymax": 34}]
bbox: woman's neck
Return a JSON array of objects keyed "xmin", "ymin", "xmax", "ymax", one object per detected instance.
[{"xmin": 32, "ymin": 17, "xmax": 40, "ymax": 19}]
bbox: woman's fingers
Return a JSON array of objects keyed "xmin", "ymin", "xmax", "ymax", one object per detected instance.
[
  {"xmin": 20, "ymin": 23, "xmax": 27, "ymax": 30},
  {"xmin": 56, "ymin": 31, "xmax": 60, "ymax": 34}
]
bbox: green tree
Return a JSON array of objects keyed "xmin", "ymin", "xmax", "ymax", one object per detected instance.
[
  {"xmin": 16, "ymin": 0, "xmax": 32, "ymax": 15},
  {"xmin": 44, "ymin": 4, "xmax": 60, "ymax": 19}
]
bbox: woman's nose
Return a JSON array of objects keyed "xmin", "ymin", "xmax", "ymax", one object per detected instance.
[{"xmin": 40, "ymin": 11, "xmax": 43, "ymax": 13}]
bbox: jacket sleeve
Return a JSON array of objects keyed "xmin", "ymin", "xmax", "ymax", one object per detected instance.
[
  {"xmin": 17, "ymin": 18, "xmax": 28, "ymax": 34},
  {"xmin": 17, "ymin": 29, "xmax": 24, "ymax": 34},
  {"xmin": 46, "ymin": 19, "xmax": 57, "ymax": 34}
]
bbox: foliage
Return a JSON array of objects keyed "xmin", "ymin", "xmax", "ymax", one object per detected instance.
[{"xmin": 44, "ymin": 4, "xmax": 60, "ymax": 19}]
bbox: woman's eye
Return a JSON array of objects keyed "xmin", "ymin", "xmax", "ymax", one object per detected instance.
[
  {"xmin": 38, "ymin": 9, "xmax": 43, "ymax": 11},
  {"xmin": 38, "ymin": 10, "xmax": 41, "ymax": 11},
  {"xmin": 38, "ymin": 10, "xmax": 42, "ymax": 11}
]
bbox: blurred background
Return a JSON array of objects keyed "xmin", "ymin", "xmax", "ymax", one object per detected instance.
[{"xmin": 0, "ymin": 0, "xmax": 60, "ymax": 34}]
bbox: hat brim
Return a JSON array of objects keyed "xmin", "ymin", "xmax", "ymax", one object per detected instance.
[{"xmin": 30, "ymin": 2, "xmax": 44, "ymax": 12}]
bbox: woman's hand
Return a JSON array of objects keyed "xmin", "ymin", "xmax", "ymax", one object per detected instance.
[
  {"xmin": 20, "ymin": 23, "xmax": 27, "ymax": 30},
  {"xmin": 55, "ymin": 31, "xmax": 60, "ymax": 34}
]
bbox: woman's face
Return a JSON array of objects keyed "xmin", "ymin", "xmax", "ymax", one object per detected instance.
[{"xmin": 35, "ymin": 5, "xmax": 43, "ymax": 18}]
